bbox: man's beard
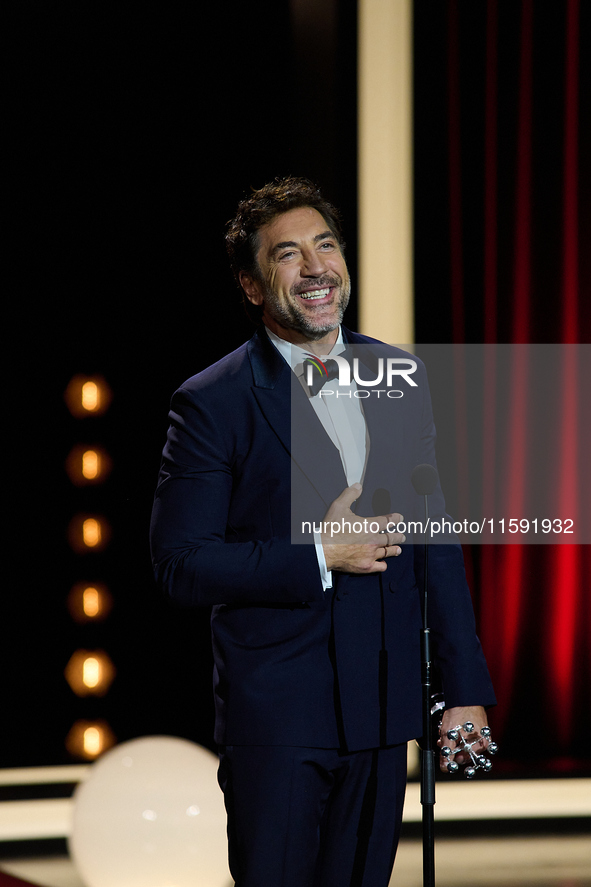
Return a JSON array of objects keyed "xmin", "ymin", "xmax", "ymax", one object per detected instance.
[{"xmin": 260, "ymin": 275, "xmax": 351, "ymax": 341}]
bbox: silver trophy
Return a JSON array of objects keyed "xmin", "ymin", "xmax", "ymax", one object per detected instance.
[{"xmin": 440, "ymin": 722, "xmax": 499, "ymax": 778}]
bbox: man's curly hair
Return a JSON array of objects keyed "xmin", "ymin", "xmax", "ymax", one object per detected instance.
[{"xmin": 225, "ymin": 176, "xmax": 345, "ymax": 323}]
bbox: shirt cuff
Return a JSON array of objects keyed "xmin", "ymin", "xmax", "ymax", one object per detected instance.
[{"xmin": 314, "ymin": 532, "xmax": 333, "ymax": 591}]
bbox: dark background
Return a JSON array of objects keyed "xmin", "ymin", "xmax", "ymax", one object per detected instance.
[
  {"xmin": 5, "ymin": 0, "xmax": 358, "ymax": 767},
  {"xmin": 4, "ymin": 1, "xmax": 589, "ymax": 770}
]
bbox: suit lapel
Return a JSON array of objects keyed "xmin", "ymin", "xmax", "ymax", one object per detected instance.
[{"xmin": 247, "ymin": 328, "xmax": 292, "ymax": 456}]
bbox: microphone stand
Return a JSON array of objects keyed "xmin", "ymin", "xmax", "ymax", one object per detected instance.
[
  {"xmin": 411, "ymin": 463, "xmax": 439, "ymax": 887},
  {"xmin": 419, "ymin": 487, "xmax": 435, "ymax": 887}
]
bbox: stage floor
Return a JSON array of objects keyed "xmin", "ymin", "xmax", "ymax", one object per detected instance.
[
  {"xmin": 1, "ymin": 833, "xmax": 590, "ymax": 887},
  {"xmin": 1, "ymin": 771, "xmax": 589, "ymax": 886}
]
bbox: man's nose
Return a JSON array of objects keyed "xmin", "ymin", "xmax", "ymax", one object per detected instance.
[{"xmin": 300, "ymin": 249, "xmax": 328, "ymax": 277}]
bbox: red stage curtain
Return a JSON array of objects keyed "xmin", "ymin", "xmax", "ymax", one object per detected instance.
[
  {"xmin": 443, "ymin": 0, "xmax": 590, "ymax": 768},
  {"xmin": 0, "ymin": 871, "xmax": 43, "ymax": 887}
]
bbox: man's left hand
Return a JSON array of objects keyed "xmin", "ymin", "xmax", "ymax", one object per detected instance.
[{"xmin": 438, "ymin": 705, "xmax": 489, "ymax": 773}]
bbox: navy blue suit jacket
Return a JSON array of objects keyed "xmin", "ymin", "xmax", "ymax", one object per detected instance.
[{"xmin": 150, "ymin": 327, "xmax": 496, "ymax": 752}]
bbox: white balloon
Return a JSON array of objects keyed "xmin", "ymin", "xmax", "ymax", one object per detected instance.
[{"xmin": 69, "ymin": 735, "xmax": 230, "ymax": 887}]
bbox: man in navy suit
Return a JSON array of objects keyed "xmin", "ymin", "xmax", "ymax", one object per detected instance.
[{"xmin": 150, "ymin": 177, "xmax": 495, "ymax": 886}]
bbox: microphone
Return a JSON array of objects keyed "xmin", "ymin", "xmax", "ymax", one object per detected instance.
[
  {"xmin": 372, "ymin": 488, "xmax": 391, "ymax": 516},
  {"xmin": 411, "ymin": 463, "xmax": 438, "ymax": 497}
]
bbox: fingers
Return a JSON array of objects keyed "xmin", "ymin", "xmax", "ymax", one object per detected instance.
[
  {"xmin": 323, "ymin": 540, "xmax": 402, "ymax": 573},
  {"xmin": 379, "ymin": 529, "xmax": 406, "ymax": 547},
  {"xmin": 357, "ymin": 541, "xmax": 404, "ymax": 569},
  {"xmin": 372, "ymin": 525, "xmax": 406, "ymax": 554},
  {"xmin": 378, "ymin": 541, "xmax": 403, "ymax": 559},
  {"xmin": 372, "ymin": 511, "xmax": 404, "ymax": 533},
  {"xmin": 322, "ymin": 486, "xmax": 407, "ymax": 572}
]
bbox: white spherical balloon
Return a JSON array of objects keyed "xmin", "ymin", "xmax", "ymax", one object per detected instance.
[{"xmin": 69, "ymin": 736, "xmax": 230, "ymax": 887}]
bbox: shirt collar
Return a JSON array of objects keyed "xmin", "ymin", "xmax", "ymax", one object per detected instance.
[{"xmin": 265, "ymin": 325, "xmax": 345, "ymax": 373}]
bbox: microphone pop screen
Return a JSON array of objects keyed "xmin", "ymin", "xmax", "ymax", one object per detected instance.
[{"xmin": 411, "ymin": 463, "xmax": 439, "ymax": 496}]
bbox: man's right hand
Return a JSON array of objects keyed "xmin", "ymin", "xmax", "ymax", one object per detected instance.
[{"xmin": 321, "ymin": 483, "xmax": 405, "ymax": 574}]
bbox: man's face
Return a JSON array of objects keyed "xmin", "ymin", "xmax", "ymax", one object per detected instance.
[{"xmin": 240, "ymin": 207, "xmax": 351, "ymax": 346}]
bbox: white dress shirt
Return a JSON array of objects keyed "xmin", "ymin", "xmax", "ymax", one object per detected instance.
[{"xmin": 266, "ymin": 326, "xmax": 369, "ymax": 590}]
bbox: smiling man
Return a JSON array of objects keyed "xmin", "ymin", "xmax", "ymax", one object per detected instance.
[
  {"xmin": 150, "ymin": 177, "xmax": 495, "ymax": 887},
  {"xmin": 239, "ymin": 205, "xmax": 351, "ymax": 345}
]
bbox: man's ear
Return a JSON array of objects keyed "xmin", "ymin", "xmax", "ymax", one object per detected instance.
[{"xmin": 239, "ymin": 271, "xmax": 264, "ymax": 306}]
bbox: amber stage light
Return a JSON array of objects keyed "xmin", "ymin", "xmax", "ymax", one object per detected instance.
[
  {"xmin": 66, "ymin": 445, "xmax": 113, "ymax": 486},
  {"xmin": 66, "ymin": 719, "xmax": 116, "ymax": 760},
  {"xmin": 67, "ymin": 582, "xmax": 113, "ymax": 623},
  {"xmin": 64, "ymin": 649, "xmax": 116, "ymax": 697},
  {"xmin": 67, "ymin": 514, "xmax": 112, "ymax": 553},
  {"xmin": 64, "ymin": 375, "xmax": 113, "ymax": 418}
]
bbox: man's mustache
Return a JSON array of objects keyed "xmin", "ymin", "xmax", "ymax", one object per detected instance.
[{"xmin": 292, "ymin": 276, "xmax": 341, "ymax": 295}]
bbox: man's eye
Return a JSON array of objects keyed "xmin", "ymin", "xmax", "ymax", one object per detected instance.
[
  {"xmin": 279, "ymin": 251, "xmax": 296, "ymax": 260},
  {"xmin": 320, "ymin": 241, "xmax": 335, "ymax": 250}
]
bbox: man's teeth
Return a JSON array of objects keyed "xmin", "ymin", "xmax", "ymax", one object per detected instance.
[{"xmin": 300, "ymin": 288, "xmax": 330, "ymax": 300}]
